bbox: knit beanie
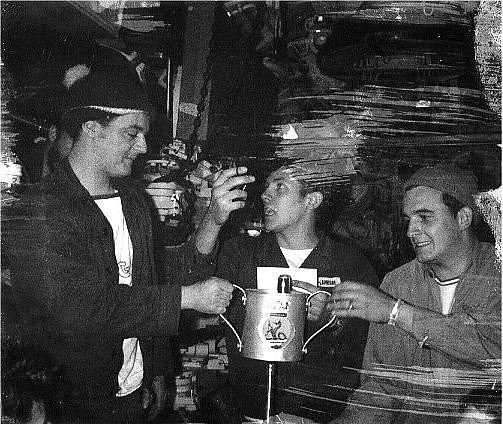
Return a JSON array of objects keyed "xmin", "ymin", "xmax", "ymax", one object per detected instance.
[
  {"xmin": 404, "ymin": 164, "xmax": 479, "ymax": 216},
  {"xmin": 61, "ymin": 65, "xmax": 155, "ymax": 117}
]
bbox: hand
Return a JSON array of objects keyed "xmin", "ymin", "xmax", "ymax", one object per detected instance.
[
  {"xmin": 293, "ymin": 280, "xmax": 329, "ymax": 321},
  {"xmin": 327, "ymin": 281, "xmax": 396, "ymax": 323},
  {"xmin": 182, "ymin": 277, "xmax": 234, "ymax": 314},
  {"xmin": 206, "ymin": 167, "xmax": 255, "ymax": 226},
  {"xmin": 142, "ymin": 375, "xmax": 168, "ymax": 421}
]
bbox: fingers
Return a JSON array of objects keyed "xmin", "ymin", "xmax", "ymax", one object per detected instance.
[
  {"xmin": 206, "ymin": 168, "xmax": 254, "ymax": 225},
  {"xmin": 292, "ymin": 280, "xmax": 318, "ymax": 293},
  {"xmin": 328, "ymin": 281, "xmax": 370, "ymax": 306},
  {"xmin": 332, "ymin": 280, "xmax": 367, "ymax": 294},
  {"xmin": 210, "ymin": 277, "xmax": 234, "ymax": 293},
  {"xmin": 328, "ymin": 308, "xmax": 359, "ymax": 318},
  {"xmin": 207, "ymin": 278, "xmax": 234, "ymax": 314},
  {"xmin": 214, "ymin": 189, "xmax": 249, "ymax": 205},
  {"xmin": 326, "ymin": 287, "xmax": 361, "ymax": 319},
  {"xmin": 329, "ymin": 298, "xmax": 355, "ymax": 311},
  {"xmin": 188, "ymin": 278, "xmax": 234, "ymax": 314},
  {"xmin": 306, "ymin": 291, "xmax": 329, "ymax": 321},
  {"xmin": 307, "ymin": 303, "xmax": 325, "ymax": 320},
  {"xmin": 213, "ymin": 167, "xmax": 255, "ymax": 190}
]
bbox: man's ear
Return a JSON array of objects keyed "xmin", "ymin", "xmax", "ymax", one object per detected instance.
[
  {"xmin": 457, "ymin": 206, "xmax": 473, "ymax": 230},
  {"xmin": 81, "ymin": 120, "xmax": 102, "ymax": 137},
  {"xmin": 306, "ymin": 191, "xmax": 323, "ymax": 210}
]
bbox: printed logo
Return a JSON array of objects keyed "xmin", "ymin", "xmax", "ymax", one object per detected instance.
[
  {"xmin": 118, "ymin": 261, "xmax": 131, "ymax": 278},
  {"xmin": 258, "ymin": 314, "xmax": 295, "ymax": 349}
]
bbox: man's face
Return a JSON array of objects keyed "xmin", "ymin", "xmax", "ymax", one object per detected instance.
[
  {"xmin": 403, "ymin": 186, "xmax": 462, "ymax": 266},
  {"xmin": 261, "ymin": 169, "xmax": 310, "ymax": 233},
  {"xmin": 97, "ymin": 112, "xmax": 150, "ymax": 178}
]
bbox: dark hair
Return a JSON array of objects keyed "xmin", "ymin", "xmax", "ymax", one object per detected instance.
[
  {"xmin": 299, "ymin": 182, "xmax": 317, "ymax": 199},
  {"xmin": 60, "ymin": 108, "xmax": 120, "ymax": 139},
  {"xmin": 442, "ymin": 192, "xmax": 465, "ymax": 217}
]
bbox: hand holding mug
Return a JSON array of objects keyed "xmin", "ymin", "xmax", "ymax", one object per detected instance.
[
  {"xmin": 327, "ymin": 281, "xmax": 396, "ymax": 323},
  {"xmin": 182, "ymin": 277, "xmax": 234, "ymax": 314},
  {"xmin": 206, "ymin": 166, "xmax": 255, "ymax": 226}
]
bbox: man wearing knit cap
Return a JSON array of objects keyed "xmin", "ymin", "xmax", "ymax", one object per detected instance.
[
  {"xmin": 3, "ymin": 68, "xmax": 254, "ymax": 423},
  {"xmin": 327, "ymin": 164, "xmax": 501, "ymax": 424}
]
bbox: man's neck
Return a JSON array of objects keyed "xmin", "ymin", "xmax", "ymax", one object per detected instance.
[
  {"xmin": 276, "ymin": 224, "xmax": 318, "ymax": 250},
  {"xmin": 429, "ymin": 238, "xmax": 478, "ymax": 281},
  {"xmin": 68, "ymin": 154, "xmax": 114, "ymax": 197}
]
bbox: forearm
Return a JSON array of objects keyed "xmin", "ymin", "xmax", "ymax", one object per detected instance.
[
  {"xmin": 181, "ymin": 284, "xmax": 196, "ymax": 309},
  {"xmin": 193, "ymin": 212, "xmax": 222, "ymax": 255},
  {"xmin": 395, "ymin": 301, "xmax": 501, "ymax": 364},
  {"xmin": 12, "ymin": 263, "xmax": 182, "ymax": 339},
  {"xmin": 160, "ymin": 235, "xmax": 216, "ymax": 286}
]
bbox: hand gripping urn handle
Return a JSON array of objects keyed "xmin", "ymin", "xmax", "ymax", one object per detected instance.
[
  {"xmin": 219, "ymin": 284, "xmax": 246, "ymax": 352},
  {"xmin": 302, "ymin": 290, "xmax": 337, "ymax": 354}
]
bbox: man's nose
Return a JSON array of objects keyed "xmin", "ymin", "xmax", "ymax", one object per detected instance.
[
  {"xmin": 133, "ymin": 134, "xmax": 147, "ymax": 154},
  {"xmin": 406, "ymin": 219, "xmax": 420, "ymax": 238},
  {"xmin": 261, "ymin": 190, "xmax": 271, "ymax": 203}
]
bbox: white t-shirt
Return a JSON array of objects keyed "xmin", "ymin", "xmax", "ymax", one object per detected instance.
[
  {"xmin": 438, "ymin": 284, "xmax": 458, "ymax": 315},
  {"xmin": 94, "ymin": 194, "xmax": 144, "ymax": 397},
  {"xmin": 432, "ymin": 273, "xmax": 460, "ymax": 315},
  {"xmin": 280, "ymin": 247, "xmax": 313, "ymax": 268}
]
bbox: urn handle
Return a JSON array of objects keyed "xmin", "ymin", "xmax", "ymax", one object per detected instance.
[
  {"xmin": 219, "ymin": 284, "xmax": 246, "ymax": 352},
  {"xmin": 302, "ymin": 290, "xmax": 336, "ymax": 354}
]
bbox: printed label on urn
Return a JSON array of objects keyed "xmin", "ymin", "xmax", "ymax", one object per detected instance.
[
  {"xmin": 258, "ymin": 315, "xmax": 295, "ymax": 349},
  {"xmin": 265, "ymin": 299, "xmax": 290, "ymax": 312}
]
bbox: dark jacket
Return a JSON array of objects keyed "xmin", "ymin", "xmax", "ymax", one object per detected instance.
[
  {"xmin": 216, "ymin": 232, "xmax": 379, "ymax": 420},
  {"xmin": 2, "ymin": 160, "xmax": 207, "ymax": 403}
]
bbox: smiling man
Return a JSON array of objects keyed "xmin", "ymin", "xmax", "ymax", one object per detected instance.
[
  {"xmin": 215, "ymin": 164, "xmax": 378, "ymax": 422},
  {"xmin": 328, "ymin": 164, "xmax": 501, "ymax": 424},
  {"xmin": 2, "ymin": 69, "xmax": 254, "ymax": 423}
]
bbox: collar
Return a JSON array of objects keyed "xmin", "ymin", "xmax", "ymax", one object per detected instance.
[
  {"xmin": 44, "ymin": 159, "xmax": 127, "ymax": 202},
  {"xmin": 432, "ymin": 274, "xmax": 460, "ymax": 286},
  {"xmin": 43, "ymin": 159, "xmax": 94, "ymax": 202},
  {"xmin": 422, "ymin": 242, "xmax": 481, "ymax": 284},
  {"xmin": 255, "ymin": 231, "xmax": 331, "ymax": 265}
]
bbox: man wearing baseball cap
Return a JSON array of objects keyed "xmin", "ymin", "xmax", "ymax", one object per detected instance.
[
  {"xmin": 3, "ymin": 68, "xmax": 254, "ymax": 423},
  {"xmin": 327, "ymin": 164, "xmax": 501, "ymax": 423}
]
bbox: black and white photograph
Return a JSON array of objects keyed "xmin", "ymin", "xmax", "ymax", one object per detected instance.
[{"xmin": 1, "ymin": 1, "xmax": 501, "ymax": 423}]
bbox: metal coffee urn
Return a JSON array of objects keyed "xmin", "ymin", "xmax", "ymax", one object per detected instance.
[{"xmin": 220, "ymin": 274, "xmax": 335, "ymax": 422}]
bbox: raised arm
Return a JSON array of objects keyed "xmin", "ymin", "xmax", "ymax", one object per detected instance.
[{"xmin": 193, "ymin": 166, "xmax": 254, "ymax": 254}]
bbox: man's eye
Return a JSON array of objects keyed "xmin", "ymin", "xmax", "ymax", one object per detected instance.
[
  {"xmin": 277, "ymin": 182, "xmax": 287, "ymax": 190},
  {"xmin": 127, "ymin": 132, "xmax": 138, "ymax": 138}
]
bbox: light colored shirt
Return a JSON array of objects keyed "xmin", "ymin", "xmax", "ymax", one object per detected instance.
[
  {"xmin": 95, "ymin": 194, "xmax": 143, "ymax": 397},
  {"xmin": 280, "ymin": 247, "xmax": 313, "ymax": 268}
]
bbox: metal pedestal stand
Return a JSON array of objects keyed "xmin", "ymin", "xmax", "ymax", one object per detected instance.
[{"xmin": 265, "ymin": 362, "xmax": 274, "ymax": 423}]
